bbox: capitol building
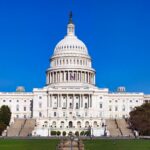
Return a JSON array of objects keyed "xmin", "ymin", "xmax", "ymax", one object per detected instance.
[{"xmin": 0, "ymin": 13, "xmax": 150, "ymax": 137}]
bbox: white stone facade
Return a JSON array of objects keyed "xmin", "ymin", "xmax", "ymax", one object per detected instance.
[{"xmin": 0, "ymin": 13, "xmax": 150, "ymax": 136}]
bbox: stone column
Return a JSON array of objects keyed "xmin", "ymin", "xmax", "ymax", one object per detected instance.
[
  {"xmin": 50, "ymin": 94, "xmax": 52, "ymax": 108},
  {"xmin": 90, "ymin": 94, "xmax": 92, "ymax": 108},
  {"xmin": 64, "ymin": 71, "xmax": 66, "ymax": 82},
  {"xmin": 59, "ymin": 94, "xmax": 61, "ymax": 107}
]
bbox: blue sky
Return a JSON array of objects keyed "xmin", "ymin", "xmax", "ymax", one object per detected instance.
[{"xmin": 0, "ymin": 0, "xmax": 150, "ymax": 93}]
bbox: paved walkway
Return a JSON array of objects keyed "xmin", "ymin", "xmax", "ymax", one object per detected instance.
[{"xmin": 57, "ymin": 136, "xmax": 84, "ymax": 150}]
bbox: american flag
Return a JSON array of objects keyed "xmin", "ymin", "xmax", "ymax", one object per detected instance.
[{"xmin": 70, "ymin": 73, "xmax": 75, "ymax": 80}]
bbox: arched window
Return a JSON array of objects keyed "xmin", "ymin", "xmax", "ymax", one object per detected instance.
[
  {"xmin": 61, "ymin": 121, "xmax": 64, "ymax": 128},
  {"xmin": 93, "ymin": 121, "xmax": 97, "ymax": 127},
  {"xmin": 77, "ymin": 121, "xmax": 81, "ymax": 128},
  {"xmin": 52, "ymin": 121, "xmax": 56, "ymax": 128},
  {"xmin": 69, "ymin": 121, "xmax": 73, "ymax": 128},
  {"xmin": 85, "ymin": 121, "xmax": 89, "ymax": 127}
]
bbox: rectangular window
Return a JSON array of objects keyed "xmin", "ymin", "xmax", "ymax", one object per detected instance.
[
  {"xmin": 115, "ymin": 106, "xmax": 118, "ymax": 111},
  {"xmin": 100, "ymin": 103, "xmax": 102, "ymax": 109},
  {"xmin": 54, "ymin": 112, "xmax": 56, "ymax": 117},
  {"xmin": 24, "ymin": 107, "xmax": 26, "ymax": 111},
  {"xmin": 109, "ymin": 106, "xmax": 112, "ymax": 111},
  {"xmin": 39, "ymin": 102, "xmax": 42, "ymax": 108}
]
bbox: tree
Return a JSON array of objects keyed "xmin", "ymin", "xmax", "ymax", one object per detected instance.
[
  {"xmin": 0, "ymin": 105, "xmax": 11, "ymax": 126},
  {"xmin": 0, "ymin": 105, "xmax": 11, "ymax": 135},
  {"xmin": 0, "ymin": 122, "xmax": 7, "ymax": 135},
  {"xmin": 129, "ymin": 103, "xmax": 150, "ymax": 136}
]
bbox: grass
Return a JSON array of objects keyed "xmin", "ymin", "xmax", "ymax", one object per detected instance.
[
  {"xmin": 84, "ymin": 139, "xmax": 150, "ymax": 150},
  {"xmin": 0, "ymin": 139, "xmax": 150, "ymax": 150},
  {"xmin": 0, "ymin": 139, "xmax": 59, "ymax": 150}
]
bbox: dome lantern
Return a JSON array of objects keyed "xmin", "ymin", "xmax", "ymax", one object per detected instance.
[{"xmin": 67, "ymin": 11, "xmax": 75, "ymax": 36}]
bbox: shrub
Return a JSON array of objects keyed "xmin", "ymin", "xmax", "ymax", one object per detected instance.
[
  {"xmin": 75, "ymin": 131, "xmax": 79, "ymax": 136},
  {"xmin": 84, "ymin": 130, "xmax": 90, "ymax": 136},
  {"xmin": 62, "ymin": 131, "xmax": 66, "ymax": 136},
  {"xmin": 56, "ymin": 131, "xmax": 61, "ymax": 136},
  {"xmin": 80, "ymin": 131, "xmax": 84, "ymax": 136},
  {"xmin": 51, "ymin": 131, "xmax": 56, "ymax": 136}
]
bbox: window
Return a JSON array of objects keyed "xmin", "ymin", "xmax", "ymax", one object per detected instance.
[
  {"xmin": 17, "ymin": 100, "xmax": 19, "ymax": 102},
  {"xmin": 39, "ymin": 112, "xmax": 42, "ymax": 117},
  {"xmin": 39, "ymin": 96, "xmax": 42, "ymax": 99},
  {"xmin": 54, "ymin": 112, "xmax": 56, "ymax": 117},
  {"xmin": 16, "ymin": 105, "xmax": 19, "ymax": 111},
  {"xmin": 115, "ymin": 106, "xmax": 118, "ymax": 111},
  {"xmin": 122, "ymin": 105, "xmax": 125, "ymax": 111},
  {"xmin": 76, "ymin": 103, "xmax": 79, "ymax": 109},
  {"xmin": 130, "ymin": 100, "xmax": 132, "ymax": 103},
  {"xmin": 85, "ymin": 112, "xmax": 87, "ymax": 117},
  {"xmin": 39, "ymin": 102, "xmax": 42, "ymax": 108},
  {"xmin": 24, "ymin": 107, "xmax": 26, "ymax": 111},
  {"xmin": 85, "ymin": 103, "xmax": 88, "ymax": 108},
  {"xmin": 63, "ymin": 112, "xmax": 65, "ymax": 117},
  {"xmin": 63, "ymin": 102, "xmax": 66, "ymax": 108},
  {"xmin": 130, "ymin": 107, "xmax": 133, "ymax": 111},
  {"xmin": 3, "ymin": 100, "xmax": 6, "ymax": 102},
  {"xmin": 100, "ymin": 103, "xmax": 102, "ymax": 109},
  {"xmin": 69, "ymin": 103, "xmax": 72, "ymax": 109},
  {"xmin": 109, "ymin": 100, "xmax": 112, "ymax": 103},
  {"xmin": 9, "ymin": 100, "xmax": 11, "ymax": 102},
  {"xmin": 109, "ymin": 106, "xmax": 112, "ymax": 111},
  {"xmin": 24, "ymin": 115, "xmax": 26, "ymax": 118}
]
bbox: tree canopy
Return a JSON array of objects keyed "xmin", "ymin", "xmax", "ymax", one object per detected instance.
[
  {"xmin": 129, "ymin": 103, "xmax": 150, "ymax": 136},
  {"xmin": 0, "ymin": 105, "xmax": 11, "ymax": 135}
]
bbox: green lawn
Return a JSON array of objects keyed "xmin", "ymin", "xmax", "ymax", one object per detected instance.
[
  {"xmin": 0, "ymin": 139, "xmax": 150, "ymax": 150},
  {"xmin": 84, "ymin": 139, "xmax": 150, "ymax": 150},
  {"xmin": 0, "ymin": 139, "xmax": 59, "ymax": 150}
]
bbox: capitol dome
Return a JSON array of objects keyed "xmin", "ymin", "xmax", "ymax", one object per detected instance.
[
  {"xmin": 54, "ymin": 36, "xmax": 88, "ymax": 56},
  {"xmin": 46, "ymin": 12, "xmax": 96, "ymax": 87},
  {"xmin": 53, "ymin": 13, "xmax": 89, "ymax": 58}
]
